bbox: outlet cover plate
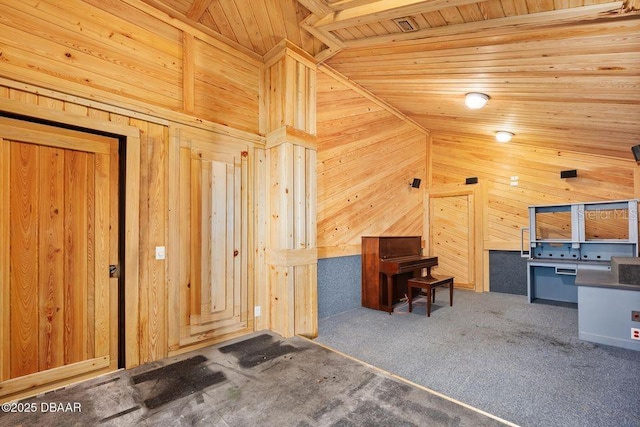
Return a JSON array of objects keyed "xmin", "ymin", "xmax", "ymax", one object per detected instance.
[{"xmin": 155, "ymin": 246, "xmax": 166, "ymax": 260}]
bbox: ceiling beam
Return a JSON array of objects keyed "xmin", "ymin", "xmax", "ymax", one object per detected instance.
[
  {"xmin": 341, "ymin": 2, "xmax": 627, "ymax": 49},
  {"xmin": 296, "ymin": 0, "xmax": 333, "ymax": 17},
  {"xmin": 300, "ymin": 14, "xmax": 346, "ymax": 63},
  {"xmin": 328, "ymin": 0, "xmax": 387, "ymax": 12},
  {"xmin": 314, "ymin": 0, "xmax": 481, "ymax": 31}
]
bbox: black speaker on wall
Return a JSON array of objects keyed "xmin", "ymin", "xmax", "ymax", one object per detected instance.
[{"xmin": 632, "ymin": 145, "xmax": 640, "ymax": 162}]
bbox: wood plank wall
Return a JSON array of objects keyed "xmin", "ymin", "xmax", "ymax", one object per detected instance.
[
  {"xmin": 431, "ymin": 133, "xmax": 638, "ymax": 249},
  {"xmin": 0, "ymin": 86, "xmax": 168, "ymax": 366},
  {"xmin": 261, "ymin": 41, "xmax": 319, "ymax": 338},
  {"xmin": 430, "ymin": 132, "xmax": 639, "ymax": 289},
  {"xmin": 0, "ymin": 0, "xmax": 261, "ymax": 135},
  {"xmin": 0, "ymin": 0, "xmax": 265, "ymax": 375},
  {"xmin": 316, "ymin": 66, "xmax": 428, "ymax": 258}
]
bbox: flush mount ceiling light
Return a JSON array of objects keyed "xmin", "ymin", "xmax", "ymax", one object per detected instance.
[
  {"xmin": 496, "ymin": 131, "xmax": 514, "ymax": 143},
  {"xmin": 465, "ymin": 92, "xmax": 489, "ymax": 109}
]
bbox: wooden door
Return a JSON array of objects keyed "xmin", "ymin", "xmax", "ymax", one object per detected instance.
[
  {"xmin": 430, "ymin": 193, "xmax": 475, "ymax": 290},
  {"xmin": 0, "ymin": 117, "xmax": 118, "ymax": 402},
  {"xmin": 173, "ymin": 142, "xmax": 251, "ymax": 350}
]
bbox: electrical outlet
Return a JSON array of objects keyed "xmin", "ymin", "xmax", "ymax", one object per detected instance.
[
  {"xmin": 254, "ymin": 306, "xmax": 261, "ymax": 317},
  {"xmin": 155, "ymin": 246, "xmax": 166, "ymax": 260},
  {"xmin": 632, "ymin": 328, "xmax": 640, "ymax": 341}
]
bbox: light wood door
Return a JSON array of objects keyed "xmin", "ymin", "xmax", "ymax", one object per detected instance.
[
  {"xmin": 430, "ymin": 193, "xmax": 475, "ymax": 290},
  {"xmin": 0, "ymin": 117, "xmax": 118, "ymax": 402},
  {"xmin": 173, "ymin": 143, "xmax": 251, "ymax": 350}
]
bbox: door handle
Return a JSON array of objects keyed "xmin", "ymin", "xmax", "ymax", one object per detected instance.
[{"xmin": 109, "ymin": 265, "xmax": 119, "ymax": 278}]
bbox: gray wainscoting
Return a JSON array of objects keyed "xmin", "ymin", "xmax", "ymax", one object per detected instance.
[
  {"xmin": 318, "ymin": 255, "xmax": 361, "ymax": 319},
  {"xmin": 489, "ymin": 250, "xmax": 528, "ymax": 295}
]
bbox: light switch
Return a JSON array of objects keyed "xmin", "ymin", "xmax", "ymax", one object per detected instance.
[{"xmin": 155, "ymin": 246, "xmax": 166, "ymax": 260}]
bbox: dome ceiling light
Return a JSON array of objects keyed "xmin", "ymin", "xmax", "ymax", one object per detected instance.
[
  {"xmin": 496, "ymin": 131, "xmax": 514, "ymax": 143},
  {"xmin": 465, "ymin": 92, "xmax": 489, "ymax": 109}
]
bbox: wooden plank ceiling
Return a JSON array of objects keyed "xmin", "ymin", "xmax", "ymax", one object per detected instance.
[{"xmin": 137, "ymin": 0, "xmax": 640, "ymax": 159}]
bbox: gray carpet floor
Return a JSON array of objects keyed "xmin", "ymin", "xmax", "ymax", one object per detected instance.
[{"xmin": 314, "ymin": 290, "xmax": 640, "ymax": 427}]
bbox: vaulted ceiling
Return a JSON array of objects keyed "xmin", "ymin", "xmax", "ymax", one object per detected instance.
[{"xmin": 140, "ymin": 0, "xmax": 640, "ymax": 160}]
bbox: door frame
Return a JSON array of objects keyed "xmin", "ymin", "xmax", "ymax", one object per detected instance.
[
  {"xmin": 425, "ymin": 185, "xmax": 484, "ymax": 292},
  {"xmin": 0, "ymin": 97, "xmax": 142, "ymax": 371}
]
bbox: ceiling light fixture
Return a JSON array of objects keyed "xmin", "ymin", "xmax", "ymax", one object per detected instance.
[
  {"xmin": 496, "ymin": 131, "xmax": 514, "ymax": 143},
  {"xmin": 465, "ymin": 92, "xmax": 489, "ymax": 109}
]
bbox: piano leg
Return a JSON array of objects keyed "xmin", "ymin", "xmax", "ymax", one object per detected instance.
[{"xmin": 382, "ymin": 273, "xmax": 394, "ymax": 314}]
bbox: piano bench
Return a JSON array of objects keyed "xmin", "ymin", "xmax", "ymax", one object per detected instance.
[{"xmin": 407, "ymin": 276, "xmax": 454, "ymax": 317}]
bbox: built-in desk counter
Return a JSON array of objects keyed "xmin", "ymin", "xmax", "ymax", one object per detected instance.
[
  {"xmin": 575, "ymin": 257, "xmax": 640, "ymax": 351},
  {"xmin": 527, "ymin": 260, "xmax": 610, "ymax": 304},
  {"xmin": 523, "ymin": 200, "xmax": 638, "ymax": 305}
]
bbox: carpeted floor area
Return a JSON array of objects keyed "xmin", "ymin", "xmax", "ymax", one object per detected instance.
[
  {"xmin": 0, "ymin": 331, "xmax": 511, "ymax": 427},
  {"xmin": 314, "ymin": 290, "xmax": 640, "ymax": 427}
]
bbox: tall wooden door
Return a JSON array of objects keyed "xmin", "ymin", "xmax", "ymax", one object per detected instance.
[
  {"xmin": 171, "ymin": 140, "xmax": 251, "ymax": 351},
  {"xmin": 0, "ymin": 117, "xmax": 119, "ymax": 402},
  {"xmin": 430, "ymin": 193, "xmax": 476, "ymax": 290}
]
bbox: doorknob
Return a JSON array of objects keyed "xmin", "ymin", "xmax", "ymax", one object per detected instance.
[{"xmin": 109, "ymin": 265, "xmax": 119, "ymax": 278}]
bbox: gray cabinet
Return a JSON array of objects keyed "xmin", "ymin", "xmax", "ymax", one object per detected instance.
[{"xmin": 522, "ymin": 200, "xmax": 638, "ymax": 303}]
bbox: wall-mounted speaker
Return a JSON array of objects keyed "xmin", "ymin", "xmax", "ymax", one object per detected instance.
[
  {"xmin": 560, "ymin": 169, "xmax": 577, "ymax": 179},
  {"xmin": 410, "ymin": 178, "xmax": 421, "ymax": 188},
  {"xmin": 632, "ymin": 145, "xmax": 640, "ymax": 162},
  {"xmin": 465, "ymin": 177, "xmax": 478, "ymax": 185}
]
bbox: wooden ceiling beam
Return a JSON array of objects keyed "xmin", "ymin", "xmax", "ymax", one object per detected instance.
[
  {"xmin": 340, "ymin": 2, "xmax": 626, "ymax": 49},
  {"xmin": 301, "ymin": 14, "xmax": 346, "ymax": 63},
  {"xmin": 296, "ymin": 0, "xmax": 333, "ymax": 17},
  {"xmin": 314, "ymin": 0, "xmax": 481, "ymax": 31},
  {"xmin": 328, "ymin": 0, "xmax": 391, "ymax": 12}
]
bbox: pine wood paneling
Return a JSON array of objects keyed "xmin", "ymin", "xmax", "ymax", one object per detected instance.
[
  {"xmin": 0, "ymin": 88, "xmax": 141, "ymax": 391},
  {"xmin": 0, "ymin": 0, "xmax": 182, "ymax": 108},
  {"xmin": 149, "ymin": 0, "xmax": 326, "ymax": 56},
  {"xmin": 169, "ymin": 125, "xmax": 254, "ymax": 354},
  {"xmin": 316, "ymin": 68, "xmax": 428, "ymax": 257},
  {"xmin": 9, "ymin": 142, "xmax": 39, "ymax": 378},
  {"xmin": 326, "ymin": 16, "xmax": 640, "ymax": 159},
  {"xmin": 138, "ymin": 121, "xmax": 168, "ymax": 363},
  {"xmin": 430, "ymin": 195, "xmax": 473, "ymax": 289},
  {"xmin": 64, "ymin": 150, "xmax": 90, "ymax": 366},
  {"xmin": 1, "ymin": 117, "xmax": 117, "ymax": 401},
  {"xmin": 0, "ymin": 64, "xmax": 262, "ymax": 396},
  {"xmin": 0, "ymin": 0, "xmax": 262, "ymax": 135},
  {"xmin": 262, "ymin": 41, "xmax": 317, "ymax": 135},
  {"xmin": 37, "ymin": 147, "xmax": 65, "ymax": 372},
  {"xmin": 431, "ymin": 134, "xmax": 637, "ymax": 251},
  {"xmin": 93, "ymin": 146, "xmax": 111, "ymax": 360},
  {"xmin": 193, "ymin": 37, "xmax": 260, "ymax": 133},
  {"xmin": 261, "ymin": 41, "xmax": 318, "ymax": 339}
]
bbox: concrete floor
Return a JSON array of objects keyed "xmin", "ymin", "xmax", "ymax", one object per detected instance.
[{"xmin": 0, "ymin": 332, "xmax": 512, "ymax": 426}]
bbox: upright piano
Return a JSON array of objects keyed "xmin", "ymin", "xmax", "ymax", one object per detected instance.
[{"xmin": 362, "ymin": 236, "xmax": 438, "ymax": 313}]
